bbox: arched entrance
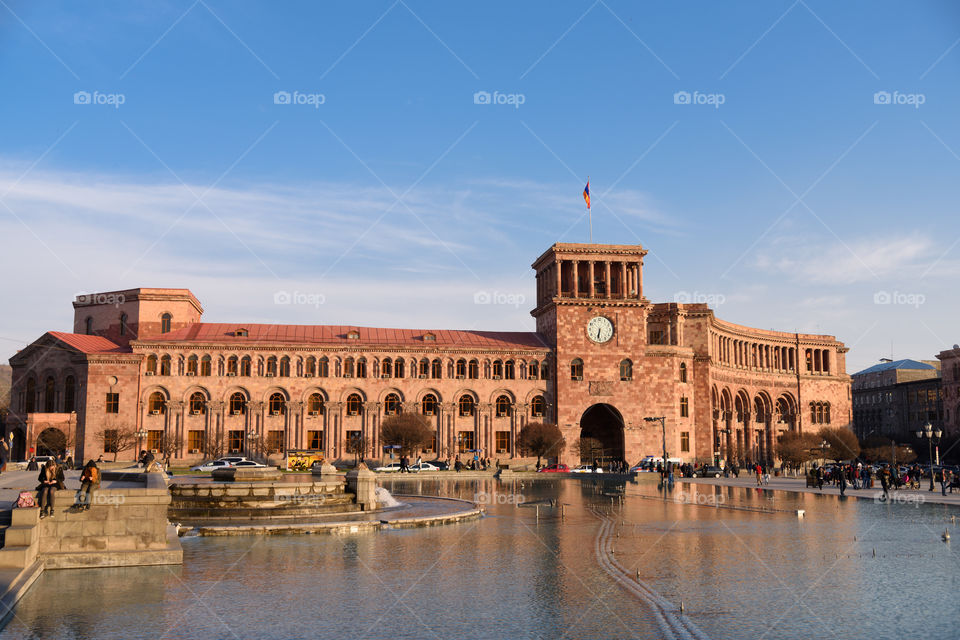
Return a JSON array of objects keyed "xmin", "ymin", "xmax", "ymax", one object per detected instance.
[
  {"xmin": 36, "ymin": 428, "xmax": 66, "ymax": 457},
  {"xmin": 579, "ymin": 404, "xmax": 624, "ymax": 464}
]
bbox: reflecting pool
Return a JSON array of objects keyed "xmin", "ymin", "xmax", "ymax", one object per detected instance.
[{"xmin": 3, "ymin": 477, "xmax": 957, "ymax": 639}]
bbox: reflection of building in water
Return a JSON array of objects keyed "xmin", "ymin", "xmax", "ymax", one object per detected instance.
[{"xmin": 6, "ymin": 243, "xmax": 850, "ymax": 466}]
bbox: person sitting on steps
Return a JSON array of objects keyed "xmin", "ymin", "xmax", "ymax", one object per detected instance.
[
  {"xmin": 73, "ymin": 460, "xmax": 101, "ymax": 511},
  {"xmin": 37, "ymin": 458, "xmax": 65, "ymax": 519}
]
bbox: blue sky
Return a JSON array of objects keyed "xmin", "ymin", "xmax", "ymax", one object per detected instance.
[{"xmin": 1, "ymin": 0, "xmax": 959, "ymax": 374}]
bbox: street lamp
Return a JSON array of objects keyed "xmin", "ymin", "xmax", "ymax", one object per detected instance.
[
  {"xmin": 717, "ymin": 427, "xmax": 731, "ymax": 468},
  {"xmin": 246, "ymin": 430, "xmax": 260, "ymax": 461},
  {"xmin": 915, "ymin": 422, "xmax": 941, "ymax": 491},
  {"xmin": 135, "ymin": 429, "xmax": 147, "ymax": 463},
  {"xmin": 644, "ymin": 416, "xmax": 670, "ymax": 485}
]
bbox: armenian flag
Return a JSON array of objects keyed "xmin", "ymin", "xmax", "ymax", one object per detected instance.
[{"xmin": 583, "ymin": 180, "xmax": 590, "ymax": 209}]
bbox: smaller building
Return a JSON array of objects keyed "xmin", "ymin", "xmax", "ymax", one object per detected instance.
[
  {"xmin": 851, "ymin": 359, "xmax": 942, "ymax": 441},
  {"xmin": 936, "ymin": 345, "xmax": 960, "ymax": 436}
]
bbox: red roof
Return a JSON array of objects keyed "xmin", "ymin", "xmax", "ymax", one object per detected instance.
[
  {"xmin": 47, "ymin": 332, "xmax": 126, "ymax": 354},
  {"xmin": 145, "ymin": 323, "xmax": 549, "ymax": 351}
]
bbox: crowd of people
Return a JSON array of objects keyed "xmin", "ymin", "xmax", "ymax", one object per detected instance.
[{"xmin": 810, "ymin": 462, "xmax": 958, "ymax": 497}]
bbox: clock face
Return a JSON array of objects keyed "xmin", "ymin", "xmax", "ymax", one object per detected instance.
[{"xmin": 587, "ymin": 316, "xmax": 614, "ymax": 343}]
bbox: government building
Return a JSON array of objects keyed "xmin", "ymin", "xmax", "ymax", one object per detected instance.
[{"xmin": 5, "ymin": 243, "xmax": 852, "ymax": 467}]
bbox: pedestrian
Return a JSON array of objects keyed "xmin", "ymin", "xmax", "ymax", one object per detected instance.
[
  {"xmin": 879, "ymin": 465, "xmax": 890, "ymax": 501},
  {"xmin": 73, "ymin": 460, "xmax": 100, "ymax": 511},
  {"xmin": 26, "ymin": 456, "xmax": 38, "ymax": 471},
  {"xmin": 0, "ymin": 438, "xmax": 8, "ymax": 475},
  {"xmin": 838, "ymin": 466, "xmax": 847, "ymax": 496},
  {"xmin": 36, "ymin": 458, "xmax": 64, "ymax": 519},
  {"xmin": 940, "ymin": 467, "xmax": 948, "ymax": 496},
  {"xmin": 816, "ymin": 466, "xmax": 824, "ymax": 491},
  {"xmin": 755, "ymin": 463, "xmax": 762, "ymax": 487}
]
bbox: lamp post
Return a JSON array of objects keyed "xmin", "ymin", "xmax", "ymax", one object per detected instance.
[
  {"xmin": 246, "ymin": 430, "xmax": 260, "ymax": 462},
  {"xmin": 915, "ymin": 422, "xmax": 941, "ymax": 491},
  {"xmin": 717, "ymin": 427, "xmax": 731, "ymax": 468},
  {"xmin": 644, "ymin": 416, "xmax": 670, "ymax": 484},
  {"xmin": 136, "ymin": 429, "xmax": 147, "ymax": 463}
]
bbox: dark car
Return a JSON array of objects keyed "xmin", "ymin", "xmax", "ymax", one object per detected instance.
[
  {"xmin": 692, "ymin": 465, "xmax": 723, "ymax": 478},
  {"xmin": 429, "ymin": 460, "xmax": 449, "ymax": 470},
  {"xmin": 537, "ymin": 464, "xmax": 570, "ymax": 473}
]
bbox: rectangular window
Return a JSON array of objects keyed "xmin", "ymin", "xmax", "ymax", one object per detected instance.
[
  {"xmin": 680, "ymin": 397, "xmax": 689, "ymax": 418},
  {"xmin": 228, "ymin": 430, "xmax": 244, "ymax": 453},
  {"xmin": 267, "ymin": 430, "xmax": 284, "ymax": 453},
  {"xmin": 308, "ymin": 430, "xmax": 324, "ymax": 450},
  {"xmin": 104, "ymin": 429, "xmax": 118, "ymax": 453},
  {"xmin": 105, "ymin": 392, "xmax": 119, "ymax": 414},
  {"xmin": 649, "ymin": 330, "xmax": 664, "ymax": 345},
  {"xmin": 188, "ymin": 430, "xmax": 204, "ymax": 452},
  {"xmin": 496, "ymin": 431, "xmax": 511, "ymax": 454},
  {"xmin": 680, "ymin": 431, "xmax": 690, "ymax": 453},
  {"xmin": 458, "ymin": 431, "xmax": 475, "ymax": 453},
  {"xmin": 147, "ymin": 430, "xmax": 163, "ymax": 451}
]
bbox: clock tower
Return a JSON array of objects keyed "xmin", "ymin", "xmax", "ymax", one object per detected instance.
[{"xmin": 531, "ymin": 243, "xmax": 652, "ymax": 463}]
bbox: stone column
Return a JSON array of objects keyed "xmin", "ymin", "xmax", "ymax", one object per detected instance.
[
  {"xmin": 573, "ymin": 260, "xmax": 580, "ymax": 298},
  {"xmin": 327, "ymin": 402, "xmax": 342, "ymax": 459},
  {"xmin": 209, "ymin": 401, "xmax": 224, "ymax": 456},
  {"xmin": 513, "ymin": 403, "xmax": 526, "ymax": 459},
  {"xmin": 588, "ymin": 261, "xmax": 595, "ymax": 298},
  {"xmin": 604, "ymin": 261, "xmax": 611, "ymax": 298},
  {"xmin": 637, "ymin": 259, "xmax": 644, "ymax": 299},
  {"xmin": 555, "ymin": 260, "xmax": 562, "ymax": 297},
  {"xmin": 289, "ymin": 401, "xmax": 304, "ymax": 452}
]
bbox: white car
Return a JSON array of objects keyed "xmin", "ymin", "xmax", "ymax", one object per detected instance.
[
  {"xmin": 232, "ymin": 460, "xmax": 267, "ymax": 468},
  {"xmin": 375, "ymin": 462, "xmax": 403, "ymax": 472},
  {"xmin": 572, "ymin": 464, "xmax": 602, "ymax": 473},
  {"xmin": 408, "ymin": 462, "xmax": 440, "ymax": 472},
  {"xmin": 190, "ymin": 459, "xmax": 233, "ymax": 472}
]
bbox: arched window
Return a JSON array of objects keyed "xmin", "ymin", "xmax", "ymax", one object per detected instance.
[
  {"xmin": 44, "ymin": 377, "xmax": 55, "ymax": 412},
  {"xmin": 384, "ymin": 393, "xmax": 401, "ymax": 415},
  {"xmin": 570, "ymin": 358, "xmax": 584, "ymax": 381},
  {"xmin": 456, "ymin": 359, "xmax": 466, "ymax": 378},
  {"xmin": 431, "ymin": 359, "xmax": 442, "ymax": 379},
  {"xmin": 308, "ymin": 393, "xmax": 324, "ymax": 415},
  {"xmin": 346, "ymin": 393, "xmax": 363, "ymax": 416},
  {"xmin": 160, "ymin": 355, "xmax": 171, "ymax": 376},
  {"xmin": 529, "ymin": 360, "xmax": 539, "ymax": 380},
  {"xmin": 266, "ymin": 357, "xmax": 278, "ymax": 376},
  {"xmin": 531, "ymin": 395, "xmax": 545, "ymax": 418},
  {"xmin": 269, "ymin": 393, "xmax": 285, "ymax": 416},
  {"xmin": 419, "ymin": 358, "xmax": 429, "ymax": 378},
  {"xmin": 146, "ymin": 355, "xmax": 158, "ymax": 374},
  {"xmin": 422, "ymin": 394, "xmax": 438, "ymax": 416},
  {"xmin": 64, "ymin": 376, "xmax": 76, "ymax": 412},
  {"xmin": 468, "ymin": 359, "xmax": 479, "ymax": 380},
  {"xmin": 189, "ymin": 392, "xmax": 205, "ymax": 415},
  {"xmin": 229, "ymin": 392, "xmax": 246, "ymax": 415},
  {"xmin": 495, "ymin": 395, "xmax": 512, "ymax": 417},
  {"xmin": 357, "ymin": 358, "xmax": 368, "ymax": 379},
  {"xmin": 276, "ymin": 356, "xmax": 289, "ymax": 377},
  {"xmin": 459, "ymin": 395, "xmax": 475, "ymax": 417},
  {"xmin": 240, "ymin": 356, "xmax": 252, "ymax": 376},
  {"xmin": 160, "ymin": 313, "xmax": 172, "ymax": 334},
  {"xmin": 382, "ymin": 358, "xmax": 393, "ymax": 378},
  {"xmin": 679, "ymin": 362, "xmax": 687, "ymax": 383},
  {"xmin": 85, "ymin": 317, "xmax": 93, "ymax": 335},
  {"xmin": 505, "ymin": 360, "xmax": 515, "ymax": 380},
  {"xmin": 344, "ymin": 357, "xmax": 355, "ymax": 378},
  {"xmin": 187, "ymin": 355, "xmax": 199, "ymax": 375},
  {"xmin": 200, "ymin": 355, "xmax": 212, "ymax": 377},
  {"xmin": 227, "ymin": 356, "xmax": 238, "ymax": 375},
  {"xmin": 619, "ymin": 359, "xmax": 633, "ymax": 381},
  {"xmin": 395, "ymin": 358, "xmax": 405, "ymax": 378},
  {"xmin": 304, "ymin": 356, "xmax": 316, "ymax": 377},
  {"xmin": 25, "ymin": 378, "xmax": 36, "ymax": 413},
  {"xmin": 119, "ymin": 313, "xmax": 128, "ymax": 336},
  {"xmin": 824, "ymin": 402, "xmax": 831, "ymax": 423},
  {"xmin": 541, "ymin": 359, "xmax": 550, "ymax": 381},
  {"xmin": 492, "ymin": 360, "xmax": 503, "ymax": 378},
  {"xmin": 318, "ymin": 356, "xmax": 329, "ymax": 378},
  {"xmin": 148, "ymin": 392, "xmax": 165, "ymax": 414}
]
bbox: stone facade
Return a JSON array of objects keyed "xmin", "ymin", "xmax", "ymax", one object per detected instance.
[
  {"xmin": 936, "ymin": 347, "xmax": 960, "ymax": 436},
  {"xmin": 6, "ymin": 243, "xmax": 852, "ymax": 467},
  {"xmin": 851, "ymin": 359, "xmax": 943, "ymax": 440}
]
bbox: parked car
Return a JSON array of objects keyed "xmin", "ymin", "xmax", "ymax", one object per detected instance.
[
  {"xmin": 232, "ymin": 460, "xmax": 267, "ymax": 468},
  {"xmin": 190, "ymin": 459, "xmax": 234, "ymax": 472},
  {"xmin": 429, "ymin": 460, "xmax": 450, "ymax": 470},
  {"xmin": 219, "ymin": 456, "xmax": 249, "ymax": 465},
  {"xmin": 408, "ymin": 462, "xmax": 441, "ymax": 472},
  {"xmin": 374, "ymin": 462, "xmax": 403, "ymax": 472},
  {"xmin": 537, "ymin": 464, "xmax": 570, "ymax": 473},
  {"xmin": 691, "ymin": 465, "xmax": 723, "ymax": 478},
  {"xmin": 571, "ymin": 464, "xmax": 602, "ymax": 473}
]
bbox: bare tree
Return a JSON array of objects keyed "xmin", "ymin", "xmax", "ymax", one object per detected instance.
[
  {"xmin": 159, "ymin": 432, "xmax": 184, "ymax": 465},
  {"xmin": 380, "ymin": 414, "xmax": 434, "ymax": 456},
  {"xmin": 777, "ymin": 432, "xmax": 819, "ymax": 471},
  {"xmin": 570, "ymin": 437, "xmax": 603, "ymax": 463},
  {"xmin": 345, "ymin": 433, "xmax": 369, "ymax": 467},
  {"xmin": 94, "ymin": 426, "xmax": 138, "ymax": 462},
  {"xmin": 517, "ymin": 422, "xmax": 566, "ymax": 468},
  {"xmin": 202, "ymin": 430, "xmax": 227, "ymax": 461},
  {"xmin": 819, "ymin": 426, "xmax": 860, "ymax": 462}
]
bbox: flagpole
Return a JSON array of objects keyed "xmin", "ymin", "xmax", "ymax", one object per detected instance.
[{"xmin": 587, "ymin": 175, "xmax": 593, "ymax": 243}]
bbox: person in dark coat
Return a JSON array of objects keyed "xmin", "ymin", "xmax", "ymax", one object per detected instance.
[
  {"xmin": 73, "ymin": 460, "xmax": 101, "ymax": 511},
  {"xmin": 838, "ymin": 466, "xmax": 847, "ymax": 496},
  {"xmin": 37, "ymin": 459, "xmax": 65, "ymax": 518},
  {"xmin": 26, "ymin": 456, "xmax": 38, "ymax": 471}
]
